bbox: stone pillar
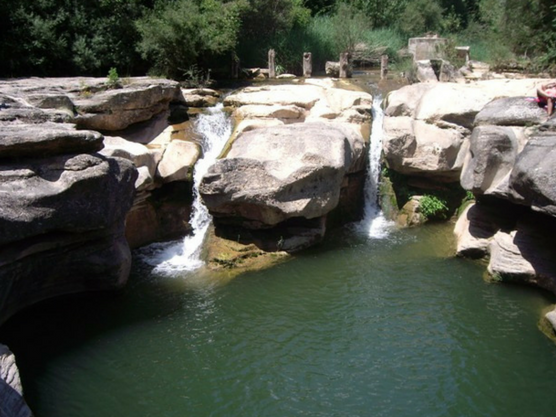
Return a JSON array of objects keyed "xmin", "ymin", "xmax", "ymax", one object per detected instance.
[
  {"xmin": 380, "ymin": 55, "xmax": 388, "ymax": 79},
  {"xmin": 268, "ymin": 49, "xmax": 276, "ymax": 79},
  {"xmin": 339, "ymin": 52, "xmax": 351, "ymax": 78},
  {"xmin": 303, "ymin": 52, "xmax": 312, "ymax": 78},
  {"xmin": 231, "ymin": 54, "xmax": 240, "ymax": 79}
]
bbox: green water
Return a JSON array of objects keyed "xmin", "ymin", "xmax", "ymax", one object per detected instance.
[{"xmin": 2, "ymin": 223, "xmax": 556, "ymax": 417}]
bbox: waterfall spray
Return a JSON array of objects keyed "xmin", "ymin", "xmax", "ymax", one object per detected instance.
[
  {"xmin": 143, "ymin": 104, "xmax": 232, "ymax": 274},
  {"xmin": 360, "ymin": 94, "xmax": 393, "ymax": 238}
]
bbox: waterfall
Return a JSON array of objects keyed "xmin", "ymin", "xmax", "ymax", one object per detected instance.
[
  {"xmin": 142, "ymin": 103, "xmax": 232, "ymax": 274},
  {"xmin": 359, "ymin": 94, "xmax": 393, "ymax": 238}
]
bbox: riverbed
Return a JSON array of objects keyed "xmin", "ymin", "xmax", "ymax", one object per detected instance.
[{"xmin": 2, "ymin": 221, "xmax": 556, "ymax": 417}]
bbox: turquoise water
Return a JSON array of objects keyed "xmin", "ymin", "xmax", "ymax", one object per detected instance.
[{"xmin": 2, "ymin": 223, "xmax": 556, "ymax": 417}]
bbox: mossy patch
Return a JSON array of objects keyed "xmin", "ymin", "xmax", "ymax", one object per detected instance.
[{"xmin": 205, "ymin": 228, "xmax": 290, "ymax": 279}]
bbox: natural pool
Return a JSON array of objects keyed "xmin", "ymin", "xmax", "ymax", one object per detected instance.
[{"xmin": 2, "ymin": 222, "xmax": 556, "ymax": 417}]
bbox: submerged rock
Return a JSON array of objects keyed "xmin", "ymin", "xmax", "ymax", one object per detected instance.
[{"xmin": 0, "ymin": 344, "xmax": 33, "ymax": 417}]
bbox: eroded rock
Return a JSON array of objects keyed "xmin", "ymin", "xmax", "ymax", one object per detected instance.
[
  {"xmin": 200, "ymin": 122, "xmax": 365, "ymax": 229},
  {"xmin": 0, "ymin": 344, "xmax": 32, "ymax": 417}
]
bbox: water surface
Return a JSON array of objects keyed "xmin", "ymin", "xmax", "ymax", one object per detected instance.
[{"xmin": 2, "ymin": 223, "xmax": 556, "ymax": 417}]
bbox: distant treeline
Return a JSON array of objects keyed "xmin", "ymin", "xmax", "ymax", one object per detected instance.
[{"xmin": 1, "ymin": 0, "xmax": 555, "ymax": 79}]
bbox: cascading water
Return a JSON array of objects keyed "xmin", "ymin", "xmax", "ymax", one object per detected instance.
[
  {"xmin": 142, "ymin": 103, "xmax": 232, "ymax": 274},
  {"xmin": 359, "ymin": 93, "xmax": 394, "ymax": 238}
]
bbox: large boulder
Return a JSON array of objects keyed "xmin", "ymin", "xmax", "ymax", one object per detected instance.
[
  {"xmin": 454, "ymin": 203, "xmax": 505, "ymax": 258},
  {"xmin": 156, "ymin": 140, "xmax": 200, "ymax": 183},
  {"xmin": 384, "ymin": 79, "xmax": 545, "ymax": 185},
  {"xmin": 487, "ymin": 215, "xmax": 556, "ymax": 294},
  {"xmin": 383, "ymin": 116, "xmax": 467, "ymax": 182},
  {"xmin": 509, "ymin": 133, "xmax": 556, "ymax": 216},
  {"xmin": 460, "ymin": 125, "xmax": 521, "ymax": 197},
  {"xmin": 200, "ymin": 122, "xmax": 364, "ymax": 228},
  {"xmin": 0, "ymin": 344, "xmax": 33, "ymax": 417},
  {"xmin": 474, "ymin": 96, "xmax": 548, "ymax": 126}
]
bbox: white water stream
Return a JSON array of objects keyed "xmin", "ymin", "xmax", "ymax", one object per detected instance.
[
  {"xmin": 359, "ymin": 94, "xmax": 394, "ymax": 238},
  {"xmin": 142, "ymin": 104, "xmax": 232, "ymax": 274}
]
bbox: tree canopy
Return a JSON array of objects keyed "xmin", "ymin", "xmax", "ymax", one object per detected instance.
[{"xmin": 0, "ymin": 0, "xmax": 555, "ymax": 78}]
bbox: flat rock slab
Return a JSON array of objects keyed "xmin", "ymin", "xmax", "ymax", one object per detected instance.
[
  {"xmin": 0, "ymin": 123, "xmax": 103, "ymax": 158},
  {"xmin": 474, "ymin": 96, "xmax": 548, "ymax": 126},
  {"xmin": 0, "ymin": 154, "xmax": 137, "ymax": 245}
]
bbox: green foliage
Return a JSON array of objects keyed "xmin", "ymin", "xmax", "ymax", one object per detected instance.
[
  {"xmin": 419, "ymin": 194, "xmax": 449, "ymax": 220},
  {"xmin": 136, "ymin": 0, "xmax": 244, "ymax": 78},
  {"xmin": 397, "ymin": 0, "xmax": 444, "ymax": 36},
  {"xmin": 107, "ymin": 67, "xmax": 120, "ymax": 88},
  {"xmin": 330, "ymin": 1, "xmax": 371, "ymax": 54},
  {"xmin": 0, "ymin": 0, "xmax": 554, "ymax": 78}
]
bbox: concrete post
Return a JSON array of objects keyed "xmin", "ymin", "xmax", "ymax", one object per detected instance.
[
  {"xmin": 380, "ymin": 55, "xmax": 388, "ymax": 79},
  {"xmin": 339, "ymin": 52, "xmax": 350, "ymax": 78},
  {"xmin": 268, "ymin": 49, "xmax": 276, "ymax": 79},
  {"xmin": 303, "ymin": 52, "xmax": 312, "ymax": 78}
]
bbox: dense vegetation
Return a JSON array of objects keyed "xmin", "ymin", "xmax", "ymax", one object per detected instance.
[{"xmin": 1, "ymin": 0, "xmax": 555, "ymax": 79}]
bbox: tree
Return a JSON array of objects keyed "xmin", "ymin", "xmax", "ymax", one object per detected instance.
[
  {"xmin": 397, "ymin": 0, "xmax": 444, "ymax": 36},
  {"xmin": 136, "ymin": 0, "xmax": 244, "ymax": 78}
]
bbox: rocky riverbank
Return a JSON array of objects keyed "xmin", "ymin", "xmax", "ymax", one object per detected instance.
[{"xmin": 381, "ymin": 78, "xmax": 556, "ymax": 337}]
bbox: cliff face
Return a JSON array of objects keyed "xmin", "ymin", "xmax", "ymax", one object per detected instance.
[{"xmin": 0, "ymin": 77, "xmax": 199, "ymax": 325}]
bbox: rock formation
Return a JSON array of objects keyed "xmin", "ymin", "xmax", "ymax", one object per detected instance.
[
  {"xmin": 0, "ymin": 344, "xmax": 32, "ymax": 417},
  {"xmin": 0, "ymin": 77, "xmax": 216, "ymax": 324},
  {"xmin": 200, "ymin": 80, "xmax": 372, "ymax": 251},
  {"xmin": 382, "ymin": 79, "xmax": 544, "ymax": 222},
  {"xmin": 384, "ymin": 77, "xmax": 556, "ymax": 335}
]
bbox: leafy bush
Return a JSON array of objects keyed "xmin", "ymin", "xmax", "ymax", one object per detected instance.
[
  {"xmin": 419, "ymin": 195, "xmax": 449, "ymax": 220},
  {"xmin": 136, "ymin": 0, "xmax": 244, "ymax": 78},
  {"xmin": 397, "ymin": 0, "xmax": 444, "ymax": 37},
  {"xmin": 106, "ymin": 67, "xmax": 120, "ymax": 88}
]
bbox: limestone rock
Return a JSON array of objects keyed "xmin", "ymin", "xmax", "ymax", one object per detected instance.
[
  {"xmin": 546, "ymin": 307, "xmax": 556, "ymax": 333},
  {"xmin": 488, "ymin": 217, "xmax": 556, "ymax": 294},
  {"xmin": 224, "ymin": 85, "xmax": 322, "ymax": 110},
  {"xmin": 509, "ymin": 133, "xmax": 556, "ymax": 216},
  {"xmin": 439, "ymin": 61, "xmax": 465, "ymax": 83},
  {"xmin": 414, "ymin": 84, "xmax": 494, "ymax": 129},
  {"xmin": 100, "ymin": 136, "xmax": 163, "ymax": 190},
  {"xmin": 200, "ymin": 122, "xmax": 364, "ymax": 227},
  {"xmin": 0, "ymin": 123, "xmax": 103, "ymax": 158},
  {"xmin": 474, "ymin": 96, "xmax": 547, "ymax": 127},
  {"xmin": 156, "ymin": 140, "xmax": 200, "ymax": 183},
  {"xmin": 0, "ymin": 344, "xmax": 33, "ymax": 417},
  {"xmin": 460, "ymin": 126, "xmax": 519, "ymax": 196},
  {"xmin": 454, "ymin": 203, "xmax": 499, "ymax": 258},
  {"xmin": 235, "ymin": 104, "xmax": 305, "ymax": 121},
  {"xmin": 0, "ymin": 154, "xmax": 137, "ymax": 322},
  {"xmin": 0, "ymin": 154, "xmax": 136, "ymax": 245},
  {"xmin": 383, "ymin": 117, "xmax": 467, "ymax": 181},
  {"xmin": 74, "ymin": 81, "xmax": 179, "ymax": 131},
  {"xmin": 232, "ymin": 119, "xmax": 285, "ymax": 139},
  {"xmin": 384, "ymin": 84, "xmax": 435, "ymax": 118},
  {"xmin": 396, "ymin": 196, "xmax": 425, "ymax": 227},
  {"xmin": 414, "ymin": 60, "xmax": 439, "ymax": 83},
  {"xmin": 325, "ymin": 61, "xmax": 340, "ymax": 77},
  {"xmin": 181, "ymin": 88, "xmax": 219, "ymax": 107}
]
